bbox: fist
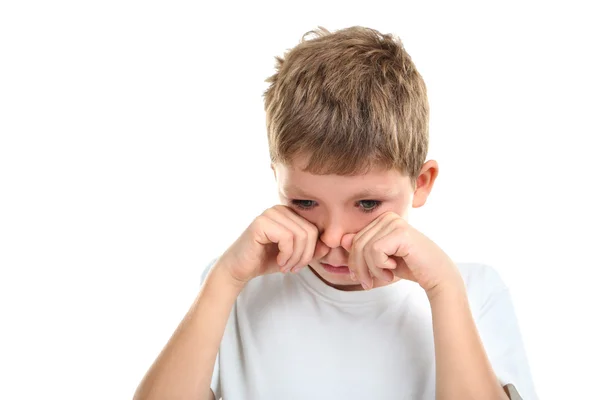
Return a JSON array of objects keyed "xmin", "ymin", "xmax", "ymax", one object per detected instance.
[
  {"xmin": 341, "ymin": 211, "xmax": 461, "ymax": 294},
  {"xmin": 217, "ymin": 205, "xmax": 329, "ymax": 287}
]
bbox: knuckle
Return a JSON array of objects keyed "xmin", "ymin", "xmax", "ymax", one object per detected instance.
[
  {"xmin": 261, "ymin": 207, "xmax": 275, "ymax": 218},
  {"xmin": 296, "ymin": 228, "xmax": 308, "ymax": 242},
  {"xmin": 397, "ymin": 227, "xmax": 410, "ymax": 241},
  {"xmin": 253, "ymin": 215, "xmax": 268, "ymax": 228},
  {"xmin": 371, "ymin": 241, "xmax": 383, "ymax": 254},
  {"xmin": 392, "ymin": 217, "xmax": 406, "ymax": 229},
  {"xmin": 307, "ymin": 223, "xmax": 319, "ymax": 238},
  {"xmin": 366, "ymin": 238, "xmax": 379, "ymax": 252},
  {"xmin": 272, "ymin": 204, "xmax": 287, "ymax": 213},
  {"xmin": 382, "ymin": 211, "xmax": 396, "ymax": 220}
]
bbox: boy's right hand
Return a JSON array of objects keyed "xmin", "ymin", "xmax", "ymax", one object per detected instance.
[{"xmin": 216, "ymin": 205, "xmax": 329, "ymax": 288}]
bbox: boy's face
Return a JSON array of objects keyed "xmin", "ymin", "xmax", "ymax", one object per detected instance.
[{"xmin": 274, "ymin": 156, "xmax": 437, "ymax": 291}]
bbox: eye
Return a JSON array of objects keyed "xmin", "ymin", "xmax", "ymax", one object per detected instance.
[
  {"xmin": 357, "ymin": 200, "xmax": 381, "ymax": 213},
  {"xmin": 291, "ymin": 200, "xmax": 317, "ymax": 210}
]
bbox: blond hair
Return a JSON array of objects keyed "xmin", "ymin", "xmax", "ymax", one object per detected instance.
[{"xmin": 263, "ymin": 26, "xmax": 429, "ymax": 184}]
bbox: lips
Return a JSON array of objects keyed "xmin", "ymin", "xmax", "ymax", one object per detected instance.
[{"xmin": 321, "ymin": 263, "xmax": 351, "ymax": 274}]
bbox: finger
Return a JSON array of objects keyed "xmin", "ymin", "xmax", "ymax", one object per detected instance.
[
  {"xmin": 340, "ymin": 233, "xmax": 355, "ymax": 253},
  {"xmin": 348, "ymin": 231, "xmax": 373, "ymax": 290},
  {"xmin": 364, "ymin": 244, "xmax": 395, "ymax": 283},
  {"xmin": 365, "ymin": 250, "xmax": 396, "ymax": 282},
  {"xmin": 375, "ymin": 225, "xmax": 411, "ymax": 259},
  {"xmin": 351, "ymin": 215, "xmax": 397, "ymax": 289},
  {"xmin": 313, "ymin": 239, "xmax": 330, "ymax": 262},
  {"xmin": 264, "ymin": 208, "xmax": 307, "ymax": 271},
  {"xmin": 351, "ymin": 212, "xmax": 389, "ymax": 243},
  {"xmin": 382, "ymin": 258, "xmax": 398, "ymax": 269},
  {"xmin": 392, "ymin": 259, "xmax": 414, "ymax": 281},
  {"xmin": 255, "ymin": 215, "xmax": 294, "ymax": 269},
  {"xmin": 370, "ymin": 224, "xmax": 417, "ymax": 282},
  {"xmin": 341, "ymin": 234, "xmax": 357, "ymax": 281},
  {"xmin": 277, "ymin": 206, "xmax": 322, "ymax": 272},
  {"xmin": 350, "ymin": 211, "xmax": 397, "ymax": 244},
  {"xmin": 369, "ymin": 227, "xmax": 412, "ymax": 281},
  {"xmin": 365, "ymin": 221, "xmax": 402, "ymax": 270},
  {"xmin": 360, "ymin": 216, "xmax": 398, "ymax": 282}
]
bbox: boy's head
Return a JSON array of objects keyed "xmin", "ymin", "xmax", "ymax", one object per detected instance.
[{"xmin": 264, "ymin": 26, "xmax": 438, "ymax": 291}]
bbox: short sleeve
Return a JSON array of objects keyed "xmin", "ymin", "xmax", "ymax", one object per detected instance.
[
  {"xmin": 200, "ymin": 258, "xmax": 222, "ymax": 400},
  {"xmin": 470, "ymin": 266, "xmax": 537, "ymax": 399},
  {"xmin": 210, "ymin": 353, "xmax": 221, "ymax": 400}
]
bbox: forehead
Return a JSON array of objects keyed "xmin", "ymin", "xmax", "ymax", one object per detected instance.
[{"xmin": 275, "ymin": 161, "xmax": 410, "ymax": 197}]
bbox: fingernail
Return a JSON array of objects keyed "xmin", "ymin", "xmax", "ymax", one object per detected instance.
[
  {"xmin": 361, "ymin": 280, "xmax": 370, "ymax": 290},
  {"xmin": 349, "ymin": 271, "xmax": 356, "ymax": 281},
  {"xmin": 291, "ymin": 265, "xmax": 302, "ymax": 273}
]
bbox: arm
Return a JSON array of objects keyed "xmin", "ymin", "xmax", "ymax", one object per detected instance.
[
  {"xmin": 133, "ymin": 261, "xmax": 242, "ymax": 400},
  {"xmin": 338, "ymin": 214, "xmax": 530, "ymax": 398},
  {"xmin": 428, "ymin": 280, "xmax": 509, "ymax": 400},
  {"xmin": 132, "ymin": 205, "xmax": 325, "ymax": 400}
]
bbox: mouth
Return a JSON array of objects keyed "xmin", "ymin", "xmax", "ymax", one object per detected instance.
[{"xmin": 321, "ymin": 263, "xmax": 350, "ymax": 275}]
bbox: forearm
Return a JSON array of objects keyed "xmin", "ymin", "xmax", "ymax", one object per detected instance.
[
  {"xmin": 429, "ymin": 281, "xmax": 508, "ymax": 400},
  {"xmin": 133, "ymin": 261, "xmax": 242, "ymax": 400}
]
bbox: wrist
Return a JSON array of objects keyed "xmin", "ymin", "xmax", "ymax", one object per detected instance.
[
  {"xmin": 426, "ymin": 274, "xmax": 467, "ymax": 304},
  {"xmin": 207, "ymin": 259, "xmax": 248, "ymax": 294}
]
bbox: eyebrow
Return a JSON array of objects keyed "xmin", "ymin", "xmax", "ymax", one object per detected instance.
[{"xmin": 282, "ymin": 185, "xmax": 398, "ymax": 200}]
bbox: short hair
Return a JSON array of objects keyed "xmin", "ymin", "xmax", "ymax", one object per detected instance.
[{"xmin": 263, "ymin": 26, "xmax": 429, "ymax": 184}]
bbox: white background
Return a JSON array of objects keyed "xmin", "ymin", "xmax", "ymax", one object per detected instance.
[{"xmin": 1, "ymin": 1, "xmax": 598, "ymax": 399}]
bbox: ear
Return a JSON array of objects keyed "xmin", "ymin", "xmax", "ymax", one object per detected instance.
[{"xmin": 412, "ymin": 160, "xmax": 439, "ymax": 208}]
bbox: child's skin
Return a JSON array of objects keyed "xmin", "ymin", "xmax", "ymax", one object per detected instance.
[{"xmin": 133, "ymin": 155, "xmax": 509, "ymax": 400}]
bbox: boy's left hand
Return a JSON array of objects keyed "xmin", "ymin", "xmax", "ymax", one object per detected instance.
[{"xmin": 340, "ymin": 211, "xmax": 463, "ymax": 297}]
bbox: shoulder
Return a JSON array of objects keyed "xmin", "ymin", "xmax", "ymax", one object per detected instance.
[
  {"xmin": 457, "ymin": 263, "xmax": 537, "ymax": 398},
  {"xmin": 455, "ymin": 262, "xmax": 511, "ymax": 313},
  {"xmin": 456, "ymin": 262, "xmax": 508, "ymax": 292}
]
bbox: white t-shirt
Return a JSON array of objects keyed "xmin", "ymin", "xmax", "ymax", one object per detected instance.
[{"xmin": 201, "ymin": 261, "xmax": 537, "ymax": 400}]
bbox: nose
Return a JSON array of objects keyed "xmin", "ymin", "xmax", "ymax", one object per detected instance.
[{"xmin": 318, "ymin": 218, "xmax": 346, "ymax": 249}]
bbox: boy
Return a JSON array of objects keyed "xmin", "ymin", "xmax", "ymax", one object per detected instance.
[{"xmin": 134, "ymin": 26, "xmax": 536, "ymax": 399}]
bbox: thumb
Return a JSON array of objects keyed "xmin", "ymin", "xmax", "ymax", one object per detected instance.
[{"xmin": 340, "ymin": 233, "xmax": 356, "ymax": 252}]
